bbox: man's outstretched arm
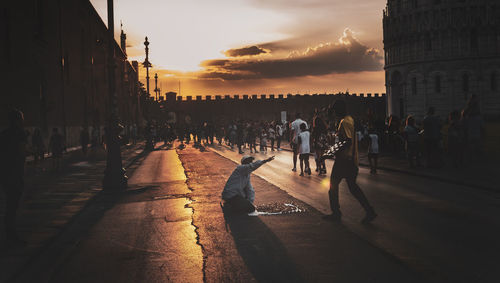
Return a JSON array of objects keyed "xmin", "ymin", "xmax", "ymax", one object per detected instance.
[{"xmin": 240, "ymin": 156, "xmax": 275, "ymax": 175}]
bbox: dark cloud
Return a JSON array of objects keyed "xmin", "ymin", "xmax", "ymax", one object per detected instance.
[
  {"xmin": 224, "ymin": 46, "xmax": 268, "ymax": 57},
  {"xmin": 201, "ymin": 59, "xmax": 229, "ymax": 67},
  {"xmin": 198, "ymin": 29, "xmax": 383, "ymax": 81}
]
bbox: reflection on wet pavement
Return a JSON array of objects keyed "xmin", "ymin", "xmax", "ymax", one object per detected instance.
[{"xmin": 254, "ymin": 202, "xmax": 305, "ymax": 216}]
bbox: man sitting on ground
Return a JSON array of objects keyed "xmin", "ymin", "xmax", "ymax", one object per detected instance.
[{"xmin": 221, "ymin": 155, "xmax": 275, "ymax": 215}]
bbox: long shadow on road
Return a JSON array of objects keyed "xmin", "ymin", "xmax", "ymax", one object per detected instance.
[{"xmin": 223, "ymin": 210, "xmax": 304, "ymax": 283}]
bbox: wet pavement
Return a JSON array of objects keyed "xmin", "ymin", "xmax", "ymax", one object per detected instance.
[
  {"xmin": 210, "ymin": 143, "xmax": 500, "ymax": 282},
  {"xmin": 18, "ymin": 148, "xmax": 205, "ymax": 283}
]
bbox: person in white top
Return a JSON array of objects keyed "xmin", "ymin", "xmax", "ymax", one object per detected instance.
[
  {"xmin": 298, "ymin": 123, "xmax": 311, "ymax": 176},
  {"xmin": 367, "ymin": 128, "xmax": 379, "ymax": 174},
  {"xmin": 276, "ymin": 122, "xmax": 284, "ymax": 150},
  {"xmin": 268, "ymin": 125, "xmax": 276, "ymax": 151},
  {"xmin": 290, "ymin": 113, "xmax": 308, "ymax": 172}
]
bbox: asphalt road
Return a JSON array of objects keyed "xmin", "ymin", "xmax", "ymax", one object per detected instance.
[{"xmin": 210, "ymin": 144, "xmax": 500, "ymax": 283}]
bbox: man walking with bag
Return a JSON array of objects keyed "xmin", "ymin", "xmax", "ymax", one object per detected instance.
[{"xmin": 323, "ymin": 100, "xmax": 377, "ymax": 224}]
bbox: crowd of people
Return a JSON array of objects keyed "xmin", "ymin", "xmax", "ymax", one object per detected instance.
[
  {"xmin": 361, "ymin": 94, "xmax": 486, "ymax": 171},
  {"xmin": 143, "ymin": 95, "xmax": 487, "ymax": 177}
]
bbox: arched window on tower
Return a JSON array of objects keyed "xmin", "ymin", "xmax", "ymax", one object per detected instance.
[{"xmin": 435, "ymin": 75, "xmax": 441, "ymax": 93}]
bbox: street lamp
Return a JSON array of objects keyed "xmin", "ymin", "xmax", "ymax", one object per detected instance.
[
  {"xmin": 143, "ymin": 37, "xmax": 152, "ymax": 98},
  {"xmin": 154, "ymin": 73, "xmax": 158, "ymax": 101},
  {"xmin": 103, "ymin": 0, "xmax": 127, "ymax": 190}
]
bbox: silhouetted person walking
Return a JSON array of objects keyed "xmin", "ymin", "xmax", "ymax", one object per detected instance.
[
  {"xmin": 32, "ymin": 128, "xmax": 45, "ymax": 165},
  {"xmin": 323, "ymin": 100, "xmax": 377, "ymax": 224},
  {"xmin": 0, "ymin": 109, "xmax": 27, "ymax": 245}
]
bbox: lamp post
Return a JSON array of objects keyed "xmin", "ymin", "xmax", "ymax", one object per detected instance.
[
  {"xmin": 103, "ymin": 0, "xmax": 127, "ymax": 190},
  {"xmin": 143, "ymin": 37, "xmax": 152, "ymax": 98},
  {"xmin": 154, "ymin": 73, "xmax": 158, "ymax": 101}
]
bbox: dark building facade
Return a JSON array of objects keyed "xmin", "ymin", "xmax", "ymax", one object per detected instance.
[
  {"xmin": 383, "ymin": 0, "xmax": 500, "ymax": 120},
  {"xmin": 1, "ymin": 0, "xmax": 141, "ymax": 147},
  {"xmin": 162, "ymin": 93, "xmax": 386, "ymax": 125}
]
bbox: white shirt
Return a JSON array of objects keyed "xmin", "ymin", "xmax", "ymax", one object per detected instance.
[
  {"xmin": 276, "ymin": 125, "xmax": 283, "ymax": 136},
  {"xmin": 368, "ymin": 134, "xmax": 379, "ymax": 154},
  {"xmin": 291, "ymin": 119, "xmax": 308, "ymax": 142},
  {"xmin": 298, "ymin": 131, "xmax": 310, "ymax": 154},
  {"xmin": 221, "ymin": 160, "xmax": 265, "ymax": 203}
]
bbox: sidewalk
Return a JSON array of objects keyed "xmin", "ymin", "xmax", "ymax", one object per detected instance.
[
  {"xmin": 268, "ymin": 140, "xmax": 497, "ymax": 191},
  {"xmin": 357, "ymin": 153, "xmax": 498, "ymax": 192},
  {"xmin": 0, "ymin": 142, "xmax": 146, "ymax": 282}
]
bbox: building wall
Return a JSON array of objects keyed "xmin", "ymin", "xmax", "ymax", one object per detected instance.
[
  {"xmin": 383, "ymin": 0, "xmax": 500, "ymax": 121},
  {"xmin": 1, "ymin": 0, "xmax": 140, "ymax": 147}
]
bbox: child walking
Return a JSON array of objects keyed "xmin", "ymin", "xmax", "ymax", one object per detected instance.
[{"xmin": 298, "ymin": 123, "xmax": 311, "ymax": 176}]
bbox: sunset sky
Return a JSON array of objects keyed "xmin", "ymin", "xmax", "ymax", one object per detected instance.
[{"xmin": 90, "ymin": 0, "xmax": 387, "ymax": 97}]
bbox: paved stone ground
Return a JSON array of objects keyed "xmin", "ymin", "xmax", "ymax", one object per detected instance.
[
  {"xmin": 0, "ymin": 143, "xmax": 146, "ymax": 282},
  {"xmin": 177, "ymin": 144, "xmax": 422, "ymax": 283}
]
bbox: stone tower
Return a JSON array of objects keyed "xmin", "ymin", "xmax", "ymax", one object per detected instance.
[{"xmin": 383, "ymin": 0, "xmax": 500, "ymax": 120}]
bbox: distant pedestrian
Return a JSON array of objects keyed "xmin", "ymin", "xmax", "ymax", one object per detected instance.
[
  {"xmin": 32, "ymin": 128, "xmax": 45, "ymax": 165},
  {"xmin": 260, "ymin": 129, "xmax": 267, "ymax": 152},
  {"xmin": 268, "ymin": 125, "xmax": 276, "ymax": 151},
  {"xmin": 312, "ymin": 110, "xmax": 328, "ymax": 175},
  {"xmin": 221, "ymin": 155, "xmax": 275, "ymax": 215},
  {"xmin": 298, "ymin": 123, "xmax": 311, "ymax": 176},
  {"xmin": 49, "ymin": 128, "xmax": 64, "ymax": 170},
  {"xmin": 229, "ymin": 123, "xmax": 237, "ymax": 149},
  {"xmin": 403, "ymin": 115, "xmax": 421, "ymax": 168},
  {"xmin": 276, "ymin": 121, "xmax": 284, "ymax": 150},
  {"xmin": 246, "ymin": 123, "xmax": 257, "ymax": 153},
  {"xmin": 290, "ymin": 113, "xmax": 308, "ymax": 172},
  {"xmin": 367, "ymin": 128, "xmax": 379, "ymax": 174},
  {"xmin": 323, "ymin": 100, "xmax": 377, "ymax": 224},
  {"xmin": 0, "ymin": 109, "xmax": 27, "ymax": 245},
  {"xmin": 237, "ymin": 121, "xmax": 245, "ymax": 154}
]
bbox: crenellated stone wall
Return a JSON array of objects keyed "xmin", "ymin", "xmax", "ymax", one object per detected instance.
[{"xmin": 162, "ymin": 93, "xmax": 386, "ymax": 124}]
